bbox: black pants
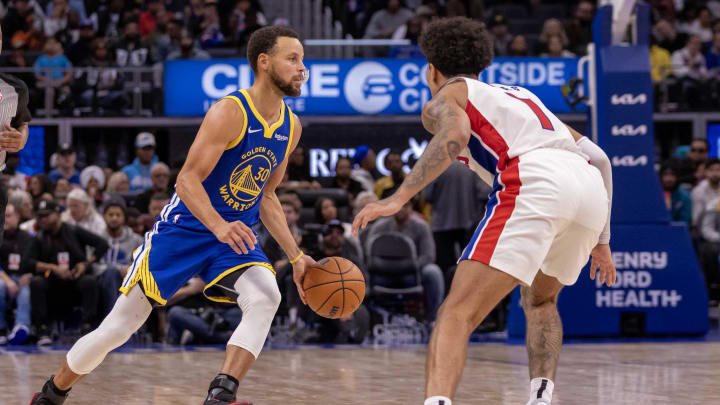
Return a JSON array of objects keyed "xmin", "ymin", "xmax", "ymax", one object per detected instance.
[
  {"xmin": 0, "ymin": 178, "xmax": 7, "ymax": 246},
  {"xmin": 700, "ymin": 242, "xmax": 720, "ymax": 300},
  {"xmin": 433, "ymin": 229, "xmax": 473, "ymax": 273},
  {"xmin": 30, "ymin": 274, "xmax": 99, "ymax": 328}
]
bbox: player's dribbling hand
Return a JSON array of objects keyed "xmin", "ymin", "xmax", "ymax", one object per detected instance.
[
  {"xmin": 0, "ymin": 124, "xmax": 24, "ymax": 152},
  {"xmin": 292, "ymin": 254, "xmax": 315, "ymax": 305},
  {"xmin": 351, "ymin": 197, "xmax": 404, "ymax": 236},
  {"xmin": 589, "ymin": 243, "xmax": 616, "ymax": 286},
  {"xmin": 213, "ymin": 220, "xmax": 257, "ymax": 255}
]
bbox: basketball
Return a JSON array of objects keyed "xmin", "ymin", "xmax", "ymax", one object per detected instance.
[{"xmin": 302, "ymin": 257, "xmax": 365, "ymax": 319}]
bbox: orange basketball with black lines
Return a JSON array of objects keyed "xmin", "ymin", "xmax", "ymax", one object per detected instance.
[{"xmin": 302, "ymin": 257, "xmax": 365, "ymax": 319}]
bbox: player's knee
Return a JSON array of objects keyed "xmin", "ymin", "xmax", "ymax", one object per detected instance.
[
  {"xmin": 520, "ymin": 286, "xmax": 557, "ymax": 310},
  {"xmin": 239, "ymin": 287, "xmax": 281, "ymax": 317},
  {"xmin": 30, "ymin": 275, "xmax": 49, "ymax": 292}
]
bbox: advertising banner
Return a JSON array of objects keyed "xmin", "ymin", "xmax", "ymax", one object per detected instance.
[{"xmin": 164, "ymin": 58, "xmax": 582, "ymax": 117}]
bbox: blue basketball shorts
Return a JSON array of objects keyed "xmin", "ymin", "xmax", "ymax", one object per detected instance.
[{"xmin": 118, "ymin": 217, "xmax": 273, "ymax": 306}]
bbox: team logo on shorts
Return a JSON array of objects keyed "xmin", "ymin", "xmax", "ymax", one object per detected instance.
[{"xmin": 219, "ymin": 147, "xmax": 277, "ymax": 212}]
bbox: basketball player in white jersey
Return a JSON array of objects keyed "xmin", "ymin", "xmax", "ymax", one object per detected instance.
[{"xmin": 353, "ymin": 17, "xmax": 616, "ymax": 405}]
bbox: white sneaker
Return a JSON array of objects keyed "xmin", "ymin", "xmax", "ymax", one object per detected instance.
[
  {"xmin": 37, "ymin": 335, "xmax": 52, "ymax": 347},
  {"xmin": 0, "ymin": 335, "xmax": 7, "ymax": 345},
  {"xmin": 180, "ymin": 330, "xmax": 194, "ymax": 345}
]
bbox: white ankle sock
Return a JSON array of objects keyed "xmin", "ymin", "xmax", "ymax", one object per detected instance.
[
  {"xmin": 424, "ymin": 395, "xmax": 452, "ymax": 405},
  {"xmin": 528, "ymin": 378, "xmax": 554, "ymax": 404}
]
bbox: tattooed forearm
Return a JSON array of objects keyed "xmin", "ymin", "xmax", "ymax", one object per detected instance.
[{"xmin": 402, "ymin": 96, "xmax": 466, "ymax": 191}]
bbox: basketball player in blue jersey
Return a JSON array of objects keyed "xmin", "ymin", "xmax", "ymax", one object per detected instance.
[{"xmin": 30, "ymin": 26, "xmax": 314, "ymax": 405}]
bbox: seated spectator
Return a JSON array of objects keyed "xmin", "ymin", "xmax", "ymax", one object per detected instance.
[
  {"xmin": 686, "ymin": 7, "xmax": 714, "ymax": 43},
  {"xmin": 8, "ymin": 189, "xmax": 34, "ymax": 224},
  {"xmin": 96, "ymin": 198, "xmax": 143, "ymax": 316},
  {"xmin": 43, "ymin": 0, "xmax": 71, "ymax": 37},
  {"xmin": 199, "ymin": 0, "xmax": 224, "ymax": 48},
  {"xmin": 540, "ymin": 34, "xmax": 576, "ymax": 58},
  {"xmin": 28, "ymin": 174, "xmax": 54, "ymax": 205},
  {"xmin": 54, "ymin": 178, "xmax": 73, "ymax": 207},
  {"xmin": 661, "ymin": 165, "xmax": 692, "ymax": 224},
  {"xmin": 66, "ymin": 18, "xmax": 96, "ymax": 65},
  {"xmin": 700, "ymin": 179, "xmax": 720, "ymax": 295},
  {"xmin": 62, "ymin": 188, "xmax": 106, "ymax": 236},
  {"xmin": 508, "ymin": 34, "xmax": 529, "ymax": 57},
  {"xmin": 166, "ymin": 33, "xmax": 211, "ymax": 60},
  {"xmin": 329, "ymin": 157, "xmax": 364, "ymax": 203},
  {"xmin": 49, "ymin": 143, "xmax": 80, "ymax": 185},
  {"xmin": 80, "ymin": 165, "xmax": 106, "ymax": 207},
  {"xmin": 154, "ymin": 17, "xmax": 184, "ymax": 61},
  {"xmin": 281, "ymin": 145, "xmax": 320, "ymax": 190},
  {"xmin": 76, "ymin": 37, "xmax": 127, "ymax": 114},
  {"xmin": 126, "ymin": 207, "xmax": 145, "ymax": 236},
  {"xmin": 314, "ymin": 197, "xmax": 353, "ymax": 237},
  {"xmin": 653, "ymin": 18, "xmax": 688, "ymax": 54},
  {"xmin": 374, "ymin": 152, "xmax": 404, "ymax": 199},
  {"xmin": 166, "ymin": 277, "xmax": 242, "ymax": 345},
  {"xmin": 139, "ymin": 0, "xmax": 164, "ymax": 38},
  {"xmin": 134, "ymin": 162, "xmax": 171, "ymax": 214},
  {"xmin": 538, "ymin": 18, "xmax": 570, "ymax": 55},
  {"xmin": 106, "ymin": 171, "xmax": 130, "ymax": 195},
  {"xmin": 33, "ymin": 37, "xmax": 73, "ymax": 110},
  {"xmin": 114, "ymin": 21, "xmax": 154, "ymax": 68},
  {"xmin": 670, "ymin": 139, "xmax": 709, "ymax": 187},
  {"xmin": 228, "ymin": 0, "xmax": 266, "ymax": 49},
  {"xmin": 2, "ymin": 0, "xmax": 44, "ymax": 45},
  {"xmin": 488, "ymin": 14, "xmax": 512, "ymax": 57},
  {"xmin": 565, "ymin": 0, "xmax": 595, "ymax": 55},
  {"xmin": 692, "ymin": 158, "xmax": 720, "ymax": 228},
  {"xmin": 365, "ymin": 201, "xmax": 444, "ymax": 321},
  {"xmin": 0, "ymin": 204, "xmax": 36, "ymax": 345},
  {"xmin": 363, "ymin": 0, "xmax": 414, "ymax": 40},
  {"xmin": 706, "ymin": 30, "xmax": 720, "ymax": 77},
  {"xmin": 650, "ymin": 37, "xmax": 673, "ymax": 82},
  {"xmin": 121, "ymin": 132, "xmax": 159, "ymax": 192},
  {"xmin": 390, "ymin": 6, "xmax": 434, "ymax": 59},
  {"xmin": 148, "ymin": 192, "xmax": 170, "ymax": 219},
  {"xmin": 29, "ymin": 200, "xmax": 110, "ymax": 345},
  {"xmin": 351, "ymin": 145, "xmax": 378, "ymax": 193},
  {"xmin": 672, "ymin": 35, "xmax": 709, "ymax": 80}
]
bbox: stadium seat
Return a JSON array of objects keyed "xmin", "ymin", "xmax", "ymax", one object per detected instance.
[{"xmin": 365, "ymin": 232, "xmax": 424, "ymax": 315}]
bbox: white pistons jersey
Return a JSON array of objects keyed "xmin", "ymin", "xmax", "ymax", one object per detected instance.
[{"xmin": 455, "ymin": 77, "xmax": 583, "ymax": 184}]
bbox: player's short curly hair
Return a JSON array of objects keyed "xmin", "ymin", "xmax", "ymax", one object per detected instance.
[
  {"xmin": 419, "ymin": 17, "xmax": 493, "ymax": 78},
  {"xmin": 247, "ymin": 26, "xmax": 300, "ymax": 73}
]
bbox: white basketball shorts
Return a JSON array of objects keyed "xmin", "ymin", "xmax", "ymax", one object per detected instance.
[{"xmin": 458, "ymin": 148, "xmax": 609, "ymax": 286}]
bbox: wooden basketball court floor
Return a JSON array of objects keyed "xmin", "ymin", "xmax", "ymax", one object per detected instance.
[{"xmin": 2, "ymin": 339, "xmax": 719, "ymax": 404}]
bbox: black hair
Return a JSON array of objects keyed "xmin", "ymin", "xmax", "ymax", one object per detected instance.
[
  {"xmin": 314, "ymin": 197, "xmax": 336, "ymax": 223},
  {"xmin": 419, "ymin": 16, "xmax": 493, "ymax": 77},
  {"xmin": 247, "ymin": 26, "xmax": 300, "ymax": 73},
  {"xmin": 706, "ymin": 158, "xmax": 720, "ymax": 169}
]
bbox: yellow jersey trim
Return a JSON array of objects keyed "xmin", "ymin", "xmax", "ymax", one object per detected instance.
[
  {"xmin": 222, "ymin": 95, "xmax": 249, "ymax": 150},
  {"xmin": 203, "ymin": 261, "xmax": 276, "ymax": 304},
  {"xmin": 285, "ymin": 108, "xmax": 295, "ymax": 160},
  {"xmin": 239, "ymin": 89, "xmax": 285, "ymax": 139},
  {"xmin": 118, "ymin": 243, "xmax": 168, "ymax": 305}
]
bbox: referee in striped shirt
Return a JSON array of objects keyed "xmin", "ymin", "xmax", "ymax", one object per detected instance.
[{"xmin": 0, "ymin": 25, "xmax": 32, "ymax": 243}]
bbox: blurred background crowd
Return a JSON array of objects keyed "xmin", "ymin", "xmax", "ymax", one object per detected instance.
[{"xmin": 1, "ymin": 0, "xmax": 720, "ymax": 347}]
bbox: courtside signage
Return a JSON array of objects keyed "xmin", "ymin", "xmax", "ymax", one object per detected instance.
[{"xmin": 164, "ymin": 58, "xmax": 582, "ymax": 116}]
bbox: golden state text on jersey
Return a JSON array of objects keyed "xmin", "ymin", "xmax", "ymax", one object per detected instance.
[{"xmin": 169, "ymin": 89, "xmax": 294, "ymax": 231}]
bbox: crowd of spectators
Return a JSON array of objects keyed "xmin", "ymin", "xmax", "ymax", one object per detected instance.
[
  {"xmin": 660, "ymin": 138, "xmax": 720, "ymax": 305},
  {"xmin": 0, "ymin": 130, "xmax": 489, "ymax": 346}
]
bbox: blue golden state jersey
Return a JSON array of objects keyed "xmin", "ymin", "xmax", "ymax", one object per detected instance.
[{"xmin": 169, "ymin": 89, "xmax": 294, "ymax": 230}]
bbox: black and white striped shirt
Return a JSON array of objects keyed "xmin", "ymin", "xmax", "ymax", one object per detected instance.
[{"xmin": 0, "ymin": 73, "xmax": 32, "ymax": 171}]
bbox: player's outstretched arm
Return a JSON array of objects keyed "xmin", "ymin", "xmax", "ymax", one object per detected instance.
[
  {"xmin": 352, "ymin": 87, "xmax": 470, "ymax": 234},
  {"xmin": 260, "ymin": 114, "xmax": 315, "ymax": 304},
  {"xmin": 566, "ymin": 124, "xmax": 616, "ymax": 286},
  {"xmin": 176, "ymin": 98, "xmax": 257, "ymax": 255}
]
